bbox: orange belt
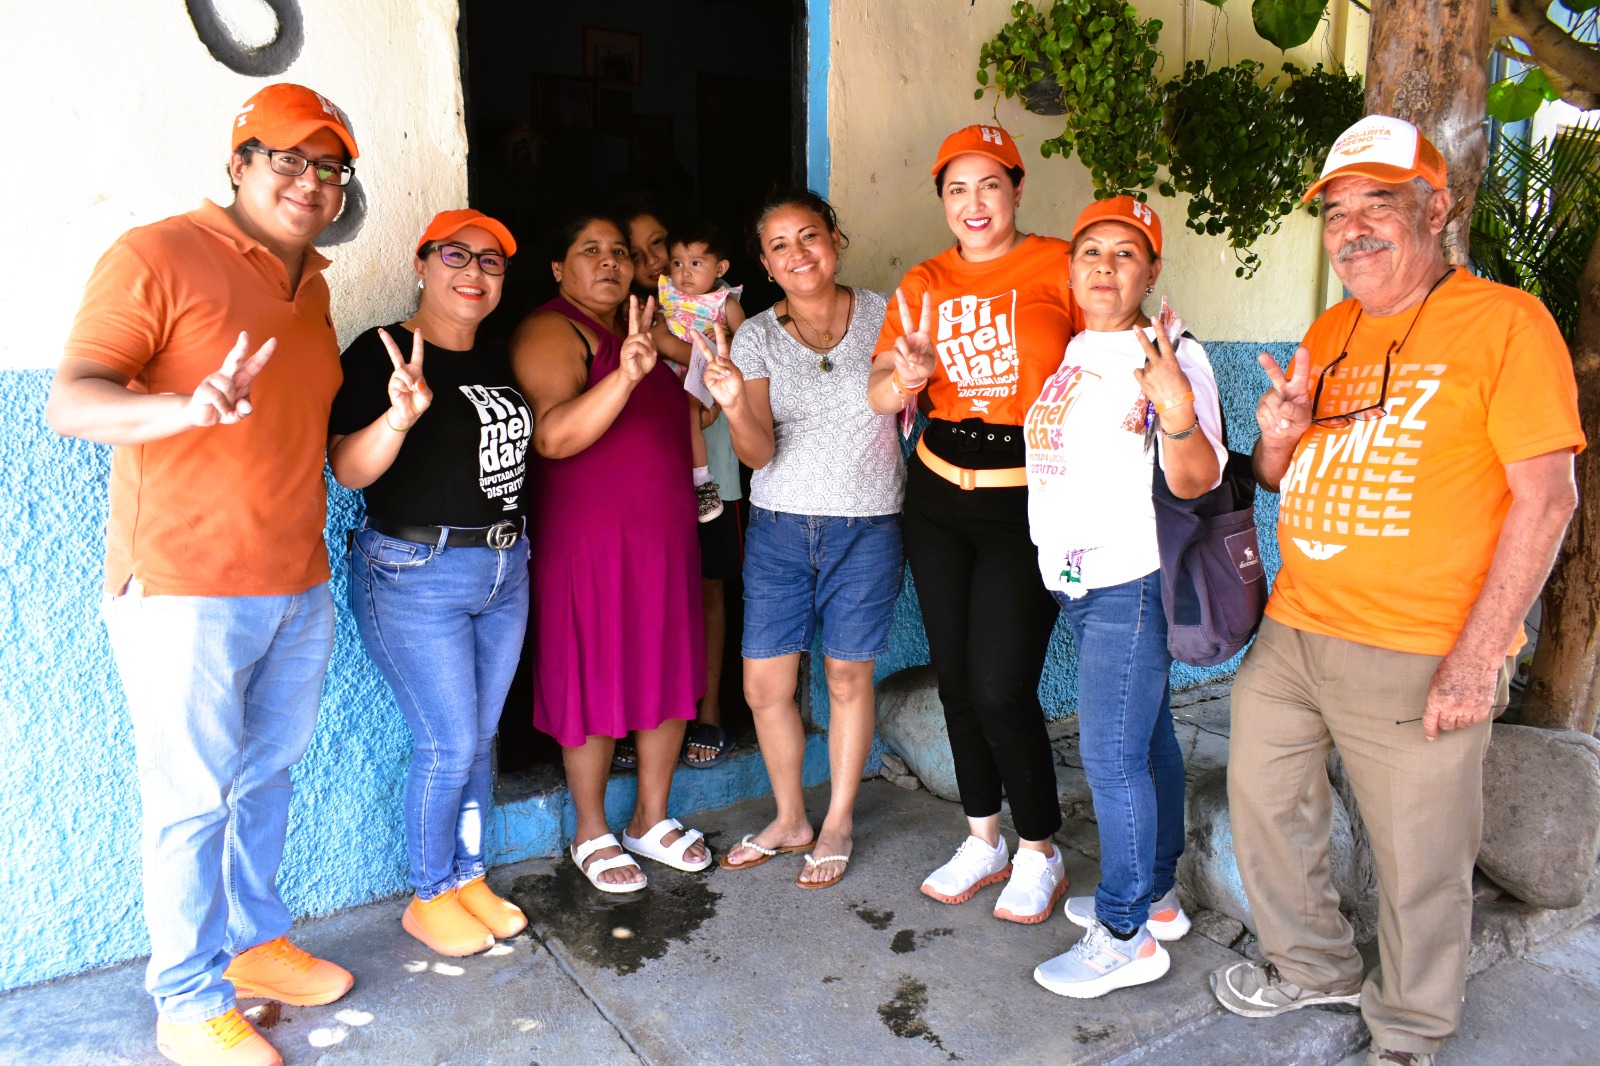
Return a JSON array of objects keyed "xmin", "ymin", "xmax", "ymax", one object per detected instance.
[{"xmin": 915, "ymin": 437, "xmax": 1028, "ymax": 490}]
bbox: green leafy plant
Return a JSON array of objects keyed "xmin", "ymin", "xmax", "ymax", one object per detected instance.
[
  {"xmin": 1470, "ymin": 118, "xmax": 1600, "ymax": 342},
  {"xmin": 975, "ymin": 0, "xmax": 1168, "ymax": 198},
  {"xmin": 1280, "ymin": 61, "xmax": 1368, "ymax": 180},
  {"xmin": 1160, "ymin": 60, "xmax": 1301, "ymax": 278},
  {"xmin": 1159, "ymin": 60, "xmax": 1362, "ymax": 278}
]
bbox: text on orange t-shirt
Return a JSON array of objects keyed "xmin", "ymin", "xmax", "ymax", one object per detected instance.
[{"xmin": 875, "ymin": 234, "xmax": 1084, "ymax": 427}]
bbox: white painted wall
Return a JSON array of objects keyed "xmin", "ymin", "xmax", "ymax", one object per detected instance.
[
  {"xmin": 828, "ymin": 0, "xmax": 1369, "ymax": 343},
  {"xmin": 0, "ymin": 1, "xmax": 468, "ymax": 371}
]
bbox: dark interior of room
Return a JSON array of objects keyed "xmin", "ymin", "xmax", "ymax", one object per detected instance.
[{"xmin": 459, "ymin": 0, "xmax": 803, "ymax": 777}]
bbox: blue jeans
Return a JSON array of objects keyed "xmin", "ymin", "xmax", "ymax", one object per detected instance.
[
  {"xmin": 348, "ymin": 527, "xmax": 530, "ymax": 900},
  {"xmin": 741, "ymin": 507, "xmax": 903, "ymax": 661},
  {"xmin": 102, "ymin": 580, "xmax": 335, "ymax": 1023},
  {"xmin": 1053, "ymin": 570, "xmax": 1186, "ymax": 934}
]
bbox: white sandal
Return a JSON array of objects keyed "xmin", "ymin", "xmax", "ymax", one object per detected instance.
[
  {"xmin": 570, "ymin": 833, "xmax": 647, "ymax": 893},
  {"xmin": 622, "ymin": 817, "xmax": 713, "ymax": 872}
]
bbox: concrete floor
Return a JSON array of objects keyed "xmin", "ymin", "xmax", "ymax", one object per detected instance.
[{"xmin": 4, "ymin": 775, "xmax": 1596, "ymax": 1066}]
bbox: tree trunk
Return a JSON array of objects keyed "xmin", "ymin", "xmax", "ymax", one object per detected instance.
[
  {"xmin": 1365, "ymin": 0, "xmax": 1489, "ymax": 264},
  {"xmin": 1524, "ymin": 228, "xmax": 1600, "ymax": 734}
]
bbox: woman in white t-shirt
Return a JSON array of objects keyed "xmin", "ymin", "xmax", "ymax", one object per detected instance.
[{"xmin": 1024, "ymin": 198, "xmax": 1225, "ymax": 1001}]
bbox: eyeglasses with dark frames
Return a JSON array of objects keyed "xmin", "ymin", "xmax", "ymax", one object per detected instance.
[
  {"xmin": 1308, "ymin": 268, "xmax": 1454, "ymax": 430},
  {"xmin": 1310, "ymin": 346, "xmax": 1393, "ymax": 428},
  {"xmin": 427, "ymin": 244, "xmax": 508, "ymax": 276},
  {"xmin": 240, "ymin": 145, "xmax": 355, "ymax": 187}
]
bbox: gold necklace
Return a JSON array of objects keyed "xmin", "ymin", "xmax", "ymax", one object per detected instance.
[{"xmin": 787, "ymin": 287, "xmax": 840, "ymax": 346}]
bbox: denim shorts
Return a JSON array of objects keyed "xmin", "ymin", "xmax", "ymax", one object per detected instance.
[{"xmin": 741, "ymin": 506, "xmax": 904, "ymax": 662}]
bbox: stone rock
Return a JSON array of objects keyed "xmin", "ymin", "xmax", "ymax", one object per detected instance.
[
  {"xmin": 877, "ymin": 751, "xmax": 922, "ymax": 791},
  {"xmin": 1477, "ymin": 723, "xmax": 1600, "ymax": 909},
  {"xmin": 875, "ymin": 666, "xmax": 960, "ymax": 802},
  {"xmin": 1189, "ymin": 908, "xmax": 1246, "ymax": 949},
  {"xmin": 1179, "ymin": 766, "xmax": 1376, "ymax": 942}
]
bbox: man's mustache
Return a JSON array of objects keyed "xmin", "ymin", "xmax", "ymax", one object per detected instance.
[{"xmin": 1336, "ymin": 236, "xmax": 1398, "ymax": 262}]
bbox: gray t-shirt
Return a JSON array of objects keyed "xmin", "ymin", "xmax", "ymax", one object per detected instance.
[{"xmin": 730, "ymin": 287, "xmax": 905, "ymax": 516}]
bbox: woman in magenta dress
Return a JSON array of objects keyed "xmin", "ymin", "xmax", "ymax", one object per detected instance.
[{"xmin": 511, "ymin": 213, "xmax": 711, "ymax": 892}]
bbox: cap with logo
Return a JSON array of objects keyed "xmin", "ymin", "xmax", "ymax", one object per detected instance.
[
  {"xmin": 232, "ymin": 83, "xmax": 359, "ymax": 160},
  {"xmin": 1070, "ymin": 195, "xmax": 1163, "ymax": 257},
  {"xmin": 417, "ymin": 209, "xmax": 517, "ymax": 257},
  {"xmin": 1302, "ymin": 114, "xmax": 1446, "ymax": 202},
  {"xmin": 930, "ymin": 124, "xmax": 1025, "ymax": 178}
]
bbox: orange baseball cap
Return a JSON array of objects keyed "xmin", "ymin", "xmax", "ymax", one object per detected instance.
[
  {"xmin": 417, "ymin": 209, "xmax": 517, "ymax": 257},
  {"xmin": 231, "ymin": 83, "xmax": 359, "ymax": 160},
  {"xmin": 1071, "ymin": 195, "xmax": 1163, "ymax": 257},
  {"xmin": 930, "ymin": 124, "xmax": 1025, "ymax": 178},
  {"xmin": 1302, "ymin": 114, "xmax": 1446, "ymax": 202}
]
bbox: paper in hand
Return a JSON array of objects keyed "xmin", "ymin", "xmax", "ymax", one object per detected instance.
[
  {"xmin": 684, "ymin": 332, "xmax": 715, "ymax": 408},
  {"xmin": 1158, "ymin": 296, "xmax": 1186, "ymax": 347}
]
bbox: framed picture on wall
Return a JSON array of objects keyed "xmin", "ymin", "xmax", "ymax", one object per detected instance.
[
  {"xmin": 533, "ymin": 74, "xmax": 595, "ymax": 130},
  {"xmin": 583, "ymin": 27, "xmax": 642, "ymax": 85}
]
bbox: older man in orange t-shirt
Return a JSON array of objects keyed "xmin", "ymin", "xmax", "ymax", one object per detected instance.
[
  {"xmin": 45, "ymin": 85, "xmax": 361, "ymax": 1066},
  {"xmin": 1209, "ymin": 115, "xmax": 1584, "ymax": 1066}
]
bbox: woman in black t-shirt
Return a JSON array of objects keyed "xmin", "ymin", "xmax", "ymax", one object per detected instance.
[{"xmin": 328, "ymin": 210, "xmax": 533, "ymax": 959}]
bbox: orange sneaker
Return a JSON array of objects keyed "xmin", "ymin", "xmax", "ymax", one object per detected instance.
[
  {"xmin": 456, "ymin": 877, "xmax": 528, "ymax": 939},
  {"xmin": 222, "ymin": 937, "xmax": 353, "ymax": 1006},
  {"xmin": 156, "ymin": 1008, "xmax": 281, "ymax": 1066},
  {"xmin": 401, "ymin": 891, "xmax": 495, "ymax": 956}
]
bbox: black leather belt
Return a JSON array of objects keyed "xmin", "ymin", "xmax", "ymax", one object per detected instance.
[{"xmin": 366, "ymin": 517, "xmax": 524, "ymax": 549}]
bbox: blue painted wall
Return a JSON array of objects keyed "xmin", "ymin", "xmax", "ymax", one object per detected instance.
[{"xmin": 0, "ymin": 339, "xmax": 1291, "ymax": 991}]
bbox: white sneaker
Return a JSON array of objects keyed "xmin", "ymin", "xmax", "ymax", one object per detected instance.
[
  {"xmin": 993, "ymin": 845, "xmax": 1067, "ymax": 924},
  {"xmin": 1034, "ymin": 919, "xmax": 1170, "ymax": 999},
  {"xmin": 1064, "ymin": 886, "xmax": 1191, "ymax": 942},
  {"xmin": 920, "ymin": 835, "xmax": 1010, "ymax": 904}
]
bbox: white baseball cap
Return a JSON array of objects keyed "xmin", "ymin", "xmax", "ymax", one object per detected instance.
[{"xmin": 1302, "ymin": 114, "xmax": 1447, "ymax": 203}]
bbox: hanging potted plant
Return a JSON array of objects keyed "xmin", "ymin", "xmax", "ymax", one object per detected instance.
[{"xmin": 975, "ymin": 0, "xmax": 1168, "ymax": 196}]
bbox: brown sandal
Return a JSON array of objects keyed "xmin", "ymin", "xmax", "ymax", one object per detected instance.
[
  {"xmin": 795, "ymin": 853, "xmax": 850, "ymax": 890},
  {"xmin": 716, "ymin": 833, "xmax": 814, "ymax": 870}
]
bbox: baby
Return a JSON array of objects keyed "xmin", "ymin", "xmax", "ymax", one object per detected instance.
[{"xmin": 652, "ymin": 220, "xmax": 746, "ymax": 522}]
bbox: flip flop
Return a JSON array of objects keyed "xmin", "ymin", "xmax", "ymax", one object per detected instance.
[
  {"xmin": 570, "ymin": 833, "xmax": 647, "ymax": 894},
  {"xmin": 680, "ymin": 723, "xmax": 732, "ymax": 769},
  {"xmin": 716, "ymin": 832, "xmax": 816, "ymax": 871},
  {"xmin": 611, "ymin": 737, "xmax": 638, "ymax": 772},
  {"xmin": 621, "ymin": 817, "xmax": 714, "ymax": 872},
  {"xmin": 796, "ymin": 853, "xmax": 850, "ymax": 890}
]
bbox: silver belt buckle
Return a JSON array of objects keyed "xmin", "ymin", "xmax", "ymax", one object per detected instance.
[{"xmin": 486, "ymin": 521, "xmax": 518, "ymax": 550}]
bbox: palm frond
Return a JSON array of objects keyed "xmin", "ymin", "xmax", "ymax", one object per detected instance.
[{"xmin": 1471, "ymin": 117, "xmax": 1600, "ymax": 342}]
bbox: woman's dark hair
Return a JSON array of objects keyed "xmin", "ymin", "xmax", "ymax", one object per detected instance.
[
  {"xmin": 667, "ymin": 217, "xmax": 729, "ymax": 261},
  {"xmin": 546, "ymin": 210, "xmax": 629, "ymax": 265},
  {"xmin": 933, "ymin": 163, "xmax": 1025, "ymax": 196},
  {"xmin": 747, "ymin": 188, "xmax": 849, "ymax": 261}
]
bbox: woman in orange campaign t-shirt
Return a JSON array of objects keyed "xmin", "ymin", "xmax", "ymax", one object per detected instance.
[{"xmin": 867, "ymin": 125, "xmax": 1084, "ymax": 924}]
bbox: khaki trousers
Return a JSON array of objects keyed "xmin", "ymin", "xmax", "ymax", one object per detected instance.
[{"xmin": 1229, "ymin": 617, "xmax": 1503, "ymax": 1054}]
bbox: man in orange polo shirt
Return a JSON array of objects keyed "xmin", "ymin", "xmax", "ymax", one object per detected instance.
[
  {"xmin": 1210, "ymin": 115, "xmax": 1584, "ymax": 1066},
  {"xmin": 46, "ymin": 84, "xmax": 361, "ymax": 1066}
]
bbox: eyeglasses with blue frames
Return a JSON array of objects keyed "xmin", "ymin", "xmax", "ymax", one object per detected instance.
[
  {"xmin": 240, "ymin": 145, "xmax": 355, "ymax": 187},
  {"xmin": 426, "ymin": 243, "xmax": 508, "ymax": 276}
]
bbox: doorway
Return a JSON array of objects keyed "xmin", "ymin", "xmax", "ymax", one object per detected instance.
[{"xmin": 459, "ymin": 0, "xmax": 805, "ymax": 776}]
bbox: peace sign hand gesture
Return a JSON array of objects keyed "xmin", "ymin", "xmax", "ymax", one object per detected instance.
[
  {"xmin": 695, "ymin": 323, "xmax": 744, "ymax": 409},
  {"xmin": 618, "ymin": 295, "xmax": 659, "ymax": 384},
  {"xmin": 1255, "ymin": 345, "xmax": 1313, "ymax": 441},
  {"xmin": 379, "ymin": 327, "xmax": 433, "ymax": 431},
  {"xmin": 892, "ymin": 287, "xmax": 936, "ymax": 390},
  {"xmin": 186, "ymin": 331, "xmax": 277, "ymax": 427}
]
